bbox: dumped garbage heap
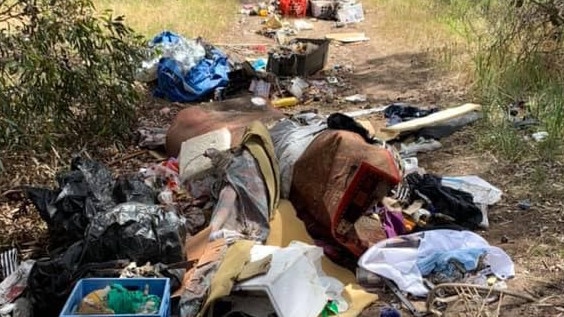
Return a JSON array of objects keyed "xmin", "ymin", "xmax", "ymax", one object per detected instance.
[
  {"xmin": 23, "ymin": 157, "xmax": 188, "ymax": 316},
  {"xmin": 0, "ymin": 101, "xmax": 534, "ymax": 317},
  {"xmin": 0, "ymin": 19, "xmax": 538, "ymax": 316}
]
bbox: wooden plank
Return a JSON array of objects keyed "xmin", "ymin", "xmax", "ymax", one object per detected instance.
[
  {"xmin": 325, "ymin": 32, "xmax": 370, "ymax": 43},
  {"xmin": 380, "ymin": 103, "xmax": 482, "ymax": 133}
]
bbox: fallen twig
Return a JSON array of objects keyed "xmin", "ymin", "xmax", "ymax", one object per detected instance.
[{"xmin": 108, "ymin": 150, "xmax": 147, "ymax": 166}]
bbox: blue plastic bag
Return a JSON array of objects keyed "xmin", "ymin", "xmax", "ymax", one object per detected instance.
[{"xmin": 149, "ymin": 30, "xmax": 230, "ymax": 102}]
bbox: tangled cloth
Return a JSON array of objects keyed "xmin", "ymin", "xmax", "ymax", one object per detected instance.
[{"xmin": 107, "ymin": 284, "xmax": 161, "ymax": 314}]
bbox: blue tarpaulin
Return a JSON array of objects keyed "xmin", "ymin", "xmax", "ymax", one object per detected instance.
[{"xmin": 150, "ymin": 31, "xmax": 230, "ymax": 103}]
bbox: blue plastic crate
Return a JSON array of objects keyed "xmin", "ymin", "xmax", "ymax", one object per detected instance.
[{"xmin": 59, "ymin": 278, "xmax": 171, "ymax": 317}]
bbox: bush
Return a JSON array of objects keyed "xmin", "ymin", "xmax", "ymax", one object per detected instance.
[
  {"xmin": 0, "ymin": 0, "xmax": 144, "ymax": 150},
  {"xmin": 435, "ymin": 0, "xmax": 564, "ymax": 159}
]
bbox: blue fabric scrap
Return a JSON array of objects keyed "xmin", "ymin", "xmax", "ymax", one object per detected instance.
[{"xmin": 416, "ymin": 248, "xmax": 487, "ymax": 277}]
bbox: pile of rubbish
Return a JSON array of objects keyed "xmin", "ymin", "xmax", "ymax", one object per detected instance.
[
  {"xmin": 0, "ymin": 96, "xmax": 535, "ymax": 317},
  {"xmin": 242, "ymin": 0, "xmax": 365, "ymax": 24},
  {"xmin": 133, "ymin": 27, "xmax": 364, "ymax": 116},
  {"xmin": 0, "ymin": 21, "xmax": 539, "ymax": 317}
]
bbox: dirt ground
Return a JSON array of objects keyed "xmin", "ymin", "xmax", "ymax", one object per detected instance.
[{"xmin": 0, "ymin": 3, "xmax": 563, "ymax": 317}]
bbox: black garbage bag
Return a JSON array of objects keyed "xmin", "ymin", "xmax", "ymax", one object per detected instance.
[
  {"xmin": 27, "ymin": 242, "xmax": 83, "ymax": 317},
  {"xmin": 112, "ymin": 174, "xmax": 156, "ymax": 205},
  {"xmin": 82, "ymin": 202, "xmax": 188, "ymax": 265},
  {"xmin": 25, "ymin": 157, "xmax": 116, "ymax": 249}
]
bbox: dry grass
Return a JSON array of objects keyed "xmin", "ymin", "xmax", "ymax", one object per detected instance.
[
  {"xmin": 93, "ymin": 0, "xmax": 239, "ymax": 40},
  {"xmin": 365, "ymin": 0, "xmax": 457, "ymax": 50}
]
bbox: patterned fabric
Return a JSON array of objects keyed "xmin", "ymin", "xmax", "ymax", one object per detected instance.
[
  {"xmin": 0, "ymin": 248, "xmax": 18, "ymax": 280},
  {"xmin": 290, "ymin": 130, "xmax": 402, "ymax": 262}
]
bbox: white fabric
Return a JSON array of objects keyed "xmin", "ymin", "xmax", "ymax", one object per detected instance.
[{"xmin": 358, "ymin": 230, "xmax": 515, "ymax": 297}]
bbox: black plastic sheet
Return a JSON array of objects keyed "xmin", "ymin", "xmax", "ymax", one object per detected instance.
[
  {"xmin": 25, "ymin": 157, "xmax": 116, "ymax": 248},
  {"xmin": 82, "ymin": 202, "xmax": 187, "ymax": 265}
]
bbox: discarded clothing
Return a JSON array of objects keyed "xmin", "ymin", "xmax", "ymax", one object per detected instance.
[
  {"xmin": 417, "ymin": 248, "xmax": 487, "ymax": 284},
  {"xmin": 179, "ymin": 240, "xmax": 248, "ymax": 317},
  {"xmin": 358, "ymin": 230, "xmax": 515, "ymax": 296},
  {"xmin": 404, "ymin": 173, "xmax": 483, "ymax": 230},
  {"xmin": 384, "ymin": 103, "xmax": 439, "ymax": 126},
  {"xmin": 154, "ymin": 47, "xmax": 230, "ymax": 102},
  {"xmin": 369, "ymin": 205, "xmax": 405, "ymax": 239},
  {"xmin": 206, "ymin": 121, "xmax": 280, "ymax": 243},
  {"xmin": 399, "ymin": 138, "xmax": 442, "ymax": 158},
  {"xmin": 269, "ymin": 113, "xmax": 326, "ymax": 198},
  {"xmin": 78, "ymin": 284, "xmax": 161, "ymax": 314}
]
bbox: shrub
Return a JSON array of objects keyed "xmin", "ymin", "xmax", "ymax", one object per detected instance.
[
  {"xmin": 436, "ymin": 0, "xmax": 564, "ymax": 159},
  {"xmin": 0, "ymin": 0, "xmax": 144, "ymax": 150}
]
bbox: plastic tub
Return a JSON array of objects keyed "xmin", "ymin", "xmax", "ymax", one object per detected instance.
[
  {"xmin": 267, "ymin": 38, "xmax": 330, "ymax": 77},
  {"xmin": 59, "ymin": 278, "xmax": 171, "ymax": 317}
]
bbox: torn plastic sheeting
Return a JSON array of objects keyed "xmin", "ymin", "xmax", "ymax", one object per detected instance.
[
  {"xmin": 24, "ymin": 157, "xmax": 116, "ymax": 246},
  {"xmin": 154, "ymin": 48, "xmax": 230, "ymax": 103},
  {"xmin": 0, "ymin": 260, "xmax": 35, "ymax": 307},
  {"xmin": 135, "ymin": 31, "xmax": 206, "ymax": 83},
  {"xmin": 82, "ymin": 202, "xmax": 188, "ymax": 265},
  {"xmin": 441, "ymin": 176, "xmax": 502, "ymax": 206},
  {"xmin": 358, "ymin": 230, "xmax": 515, "ymax": 297},
  {"xmin": 112, "ymin": 175, "xmax": 156, "ymax": 205}
]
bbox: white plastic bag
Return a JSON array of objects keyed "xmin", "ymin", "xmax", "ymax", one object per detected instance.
[
  {"xmin": 441, "ymin": 176, "xmax": 502, "ymax": 206},
  {"xmin": 358, "ymin": 230, "xmax": 515, "ymax": 297}
]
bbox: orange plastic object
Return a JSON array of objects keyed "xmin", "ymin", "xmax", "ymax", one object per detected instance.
[{"xmin": 279, "ymin": 0, "xmax": 308, "ymax": 17}]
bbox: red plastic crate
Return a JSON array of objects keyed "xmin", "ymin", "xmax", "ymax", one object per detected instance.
[{"xmin": 279, "ymin": 0, "xmax": 308, "ymax": 17}]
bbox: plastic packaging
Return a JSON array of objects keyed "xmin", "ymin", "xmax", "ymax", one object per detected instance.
[
  {"xmin": 135, "ymin": 31, "xmax": 206, "ymax": 83},
  {"xmin": 441, "ymin": 175, "xmax": 502, "ymax": 206}
]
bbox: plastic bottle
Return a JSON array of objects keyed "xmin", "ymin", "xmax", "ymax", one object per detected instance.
[{"xmin": 272, "ymin": 97, "xmax": 299, "ymax": 108}]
